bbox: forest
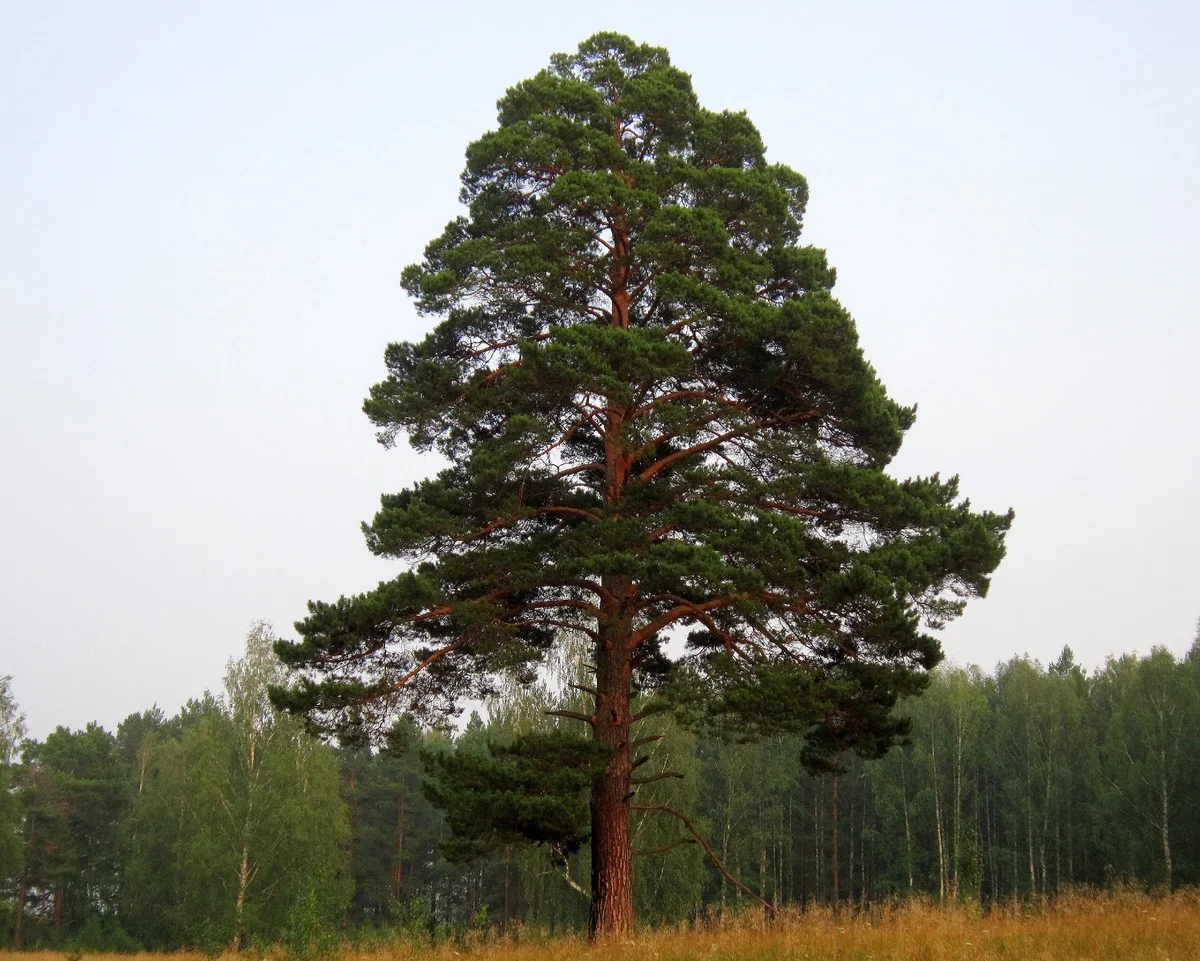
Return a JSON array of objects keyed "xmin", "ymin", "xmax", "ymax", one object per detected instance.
[
  {"xmin": 1, "ymin": 622, "xmax": 1197, "ymax": 952},
  {"xmin": 2, "ymin": 31, "xmax": 1197, "ymax": 956}
]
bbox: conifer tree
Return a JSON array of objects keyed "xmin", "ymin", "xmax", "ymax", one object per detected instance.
[{"xmin": 273, "ymin": 33, "xmax": 1012, "ymax": 937}]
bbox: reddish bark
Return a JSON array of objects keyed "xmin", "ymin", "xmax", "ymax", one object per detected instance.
[
  {"xmin": 588, "ymin": 195, "xmax": 637, "ymax": 938},
  {"xmin": 589, "ymin": 576, "xmax": 635, "ymax": 938}
]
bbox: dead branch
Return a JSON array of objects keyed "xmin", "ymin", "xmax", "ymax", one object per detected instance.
[
  {"xmin": 544, "ymin": 710, "xmax": 594, "ymax": 727},
  {"xmin": 632, "ymin": 802, "xmax": 776, "ymax": 918},
  {"xmin": 631, "ymin": 771, "xmax": 685, "ymax": 785},
  {"xmin": 634, "ymin": 838, "xmax": 697, "ymax": 857}
]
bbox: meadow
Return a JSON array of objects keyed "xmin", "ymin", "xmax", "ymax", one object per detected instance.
[{"xmin": 9, "ymin": 889, "xmax": 1198, "ymax": 961}]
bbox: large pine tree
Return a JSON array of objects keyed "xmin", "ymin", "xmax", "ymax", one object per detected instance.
[{"xmin": 273, "ymin": 33, "xmax": 1012, "ymax": 937}]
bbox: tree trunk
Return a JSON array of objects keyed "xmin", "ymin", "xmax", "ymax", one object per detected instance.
[
  {"xmin": 232, "ymin": 723, "xmax": 258, "ymax": 951},
  {"xmin": 12, "ymin": 876, "xmax": 25, "ymax": 948},
  {"xmin": 901, "ymin": 761, "xmax": 914, "ymax": 893},
  {"xmin": 814, "ymin": 783, "xmax": 821, "ymax": 901},
  {"xmin": 720, "ymin": 826, "xmax": 729, "ymax": 911},
  {"xmin": 1025, "ymin": 735, "xmax": 1036, "ymax": 896},
  {"xmin": 862, "ymin": 795, "xmax": 870, "ymax": 906},
  {"xmin": 345, "ymin": 763, "xmax": 358, "ymax": 896},
  {"xmin": 831, "ymin": 775, "xmax": 840, "ymax": 908},
  {"xmin": 988, "ymin": 778, "xmax": 999, "ymax": 900},
  {"xmin": 138, "ymin": 737, "xmax": 152, "ymax": 794},
  {"xmin": 1067, "ymin": 794, "xmax": 1074, "ymax": 883},
  {"xmin": 503, "ymin": 846, "xmax": 511, "ymax": 928},
  {"xmin": 1040, "ymin": 745, "xmax": 1052, "ymax": 896},
  {"xmin": 588, "ymin": 586, "xmax": 634, "ymax": 939},
  {"xmin": 932, "ymin": 739, "xmax": 946, "ymax": 901},
  {"xmin": 588, "ymin": 194, "xmax": 636, "ymax": 938},
  {"xmin": 847, "ymin": 788, "xmax": 855, "ymax": 904},
  {"xmin": 233, "ymin": 841, "xmax": 250, "ymax": 950},
  {"xmin": 952, "ymin": 721, "xmax": 962, "ymax": 900},
  {"xmin": 788, "ymin": 794, "xmax": 796, "ymax": 905},
  {"xmin": 1054, "ymin": 804, "xmax": 1061, "ymax": 892},
  {"xmin": 1027, "ymin": 806, "xmax": 1036, "ymax": 896},
  {"xmin": 1160, "ymin": 764, "xmax": 1173, "ymax": 890},
  {"xmin": 390, "ymin": 788, "xmax": 406, "ymax": 902}
]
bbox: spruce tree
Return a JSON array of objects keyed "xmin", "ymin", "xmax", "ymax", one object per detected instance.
[{"xmin": 273, "ymin": 33, "xmax": 1012, "ymax": 937}]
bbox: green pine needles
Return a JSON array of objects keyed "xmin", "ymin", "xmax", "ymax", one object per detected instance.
[{"xmin": 272, "ymin": 32, "xmax": 1012, "ymax": 937}]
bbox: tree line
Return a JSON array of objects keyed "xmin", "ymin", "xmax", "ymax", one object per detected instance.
[{"xmin": 1, "ymin": 623, "xmax": 1196, "ymax": 951}]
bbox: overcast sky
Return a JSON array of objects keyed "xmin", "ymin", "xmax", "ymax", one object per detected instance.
[{"xmin": 2, "ymin": 1, "xmax": 1197, "ymax": 740}]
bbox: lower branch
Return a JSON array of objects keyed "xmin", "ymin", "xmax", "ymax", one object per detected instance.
[
  {"xmin": 633, "ymin": 802, "xmax": 776, "ymax": 918},
  {"xmin": 549, "ymin": 846, "xmax": 589, "ymax": 898},
  {"xmin": 631, "ymin": 703, "xmax": 672, "ymax": 724},
  {"xmin": 631, "ymin": 771, "xmax": 685, "ymax": 785},
  {"xmin": 634, "ymin": 837, "xmax": 697, "ymax": 857},
  {"xmin": 544, "ymin": 710, "xmax": 594, "ymax": 726},
  {"xmin": 560, "ymin": 864, "xmax": 588, "ymax": 898}
]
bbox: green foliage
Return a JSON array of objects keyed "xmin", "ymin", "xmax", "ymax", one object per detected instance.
[
  {"xmin": 273, "ymin": 33, "xmax": 1012, "ymax": 765},
  {"xmin": 6, "ymin": 638, "xmax": 1200, "ymax": 943},
  {"xmin": 17, "ymin": 723, "xmax": 128, "ymax": 935},
  {"xmin": 67, "ymin": 915, "xmax": 141, "ymax": 954},
  {"xmin": 118, "ymin": 623, "xmax": 350, "ymax": 949},
  {"xmin": 0, "ymin": 677, "xmax": 25, "ymax": 767},
  {"xmin": 423, "ymin": 729, "xmax": 610, "ymax": 862},
  {"xmin": 629, "ymin": 715, "xmax": 704, "ymax": 923},
  {"xmin": 0, "ymin": 677, "xmax": 25, "ymax": 901},
  {"xmin": 282, "ymin": 876, "xmax": 342, "ymax": 958},
  {"xmin": 1093, "ymin": 647, "xmax": 1198, "ymax": 888}
]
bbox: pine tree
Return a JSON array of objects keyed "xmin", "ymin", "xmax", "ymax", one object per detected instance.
[
  {"xmin": 12, "ymin": 724, "xmax": 127, "ymax": 944},
  {"xmin": 273, "ymin": 33, "xmax": 1012, "ymax": 937}
]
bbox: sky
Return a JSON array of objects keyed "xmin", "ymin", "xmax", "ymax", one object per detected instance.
[{"xmin": 2, "ymin": 1, "xmax": 1197, "ymax": 741}]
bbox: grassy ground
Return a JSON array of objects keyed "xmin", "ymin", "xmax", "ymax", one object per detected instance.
[{"xmin": 10, "ymin": 889, "xmax": 1200, "ymax": 961}]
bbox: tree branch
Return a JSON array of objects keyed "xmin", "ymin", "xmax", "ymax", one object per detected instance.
[
  {"xmin": 381, "ymin": 632, "xmax": 472, "ymax": 697},
  {"xmin": 631, "ymin": 771, "xmax": 685, "ymax": 785},
  {"xmin": 631, "ymin": 596, "xmax": 738, "ymax": 646},
  {"xmin": 515, "ymin": 597, "xmax": 603, "ymax": 618},
  {"xmin": 636, "ymin": 409, "xmax": 820, "ymax": 484},
  {"xmin": 548, "ymin": 846, "xmax": 589, "ymax": 898},
  {"xmin": 634, "ymin": 838, "xmax": 697, "ymax": 857},
  {"xmin": 631, "ymin": 703, "xmax": 672, "ymax": 724},
  {"xmin": 525, "ymin": 618, "xmax": 600, "ymax": 641},
  {"xmin": 630, "ymin": 389, "xmax": 751, "ymax": 421},
  {"xmin": 632, "ymin": 803, "xmax": 776, "ymax": 918},
  {"xmin": 544, "ymin": 710, "xmax": 594, "ymax": 727}
]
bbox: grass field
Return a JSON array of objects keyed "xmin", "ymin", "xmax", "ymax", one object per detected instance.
[{"xmin": 10, "ymin": 889, "xmax": 1199, "ymax": 961}]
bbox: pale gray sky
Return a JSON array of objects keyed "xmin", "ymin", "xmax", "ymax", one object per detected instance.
[{"xmin": 2, "ymin": 1, "xmax": 1197, "ymax": 740}]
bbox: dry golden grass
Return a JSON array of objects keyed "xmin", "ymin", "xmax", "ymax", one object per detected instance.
[{"xmin": 11, "ymin": 889, "xmax": 1200, "ymax": 961}]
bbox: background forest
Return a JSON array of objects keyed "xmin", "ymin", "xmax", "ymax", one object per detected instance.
[{"xmin": 1, "ymin": 623, "xmax": 1198, "ymax": 952}]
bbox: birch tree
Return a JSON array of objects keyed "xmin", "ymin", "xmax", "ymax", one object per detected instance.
[{"xmin": 1097, "ymin": 648, "xmax": 1198, "ymax": 889}]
